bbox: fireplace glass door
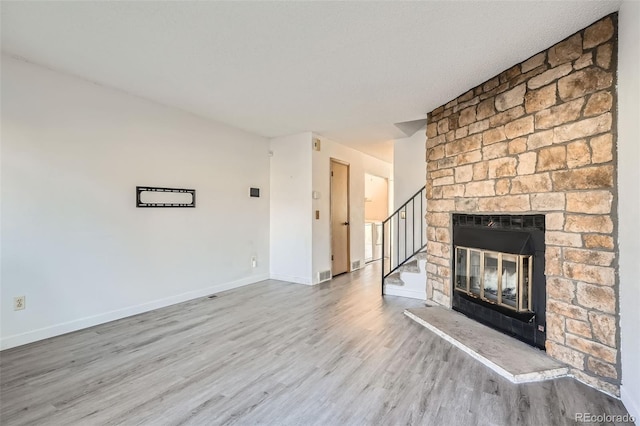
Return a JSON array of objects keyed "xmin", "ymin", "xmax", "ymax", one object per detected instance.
[
  {"xmin": 502, "ymin": 255, "xmax": 518, "ymax": 308},
  {"xmin": 483, "ymin": 253, "xmax": 499, "ymax": 302},
  {"xmin": 454, "ymin": 246, "xmax": 532, "ymax": 312}
]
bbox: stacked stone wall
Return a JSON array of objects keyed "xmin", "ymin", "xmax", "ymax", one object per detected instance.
[{"xmin": 425, "ymin": 14, "xmax": 619, "ymax": 394}]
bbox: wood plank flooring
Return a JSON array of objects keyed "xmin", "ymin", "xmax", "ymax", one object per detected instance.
[{"xmin": 0, "ymin": 262, "xmax": 630, "ymax": 425}]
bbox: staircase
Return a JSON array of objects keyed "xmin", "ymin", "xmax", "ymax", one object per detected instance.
[
  {"xmin": 383, "ymin": 251, "xmax": 428, "ymax": 299},
  {"xmin": 382, "ymin": 186, "xmax": 427, "ymax": 300}
]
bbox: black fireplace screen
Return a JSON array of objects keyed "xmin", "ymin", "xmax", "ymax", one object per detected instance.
[{"xmin": 452, "ymin": 214, "xmax": 546, "ymax": 349}]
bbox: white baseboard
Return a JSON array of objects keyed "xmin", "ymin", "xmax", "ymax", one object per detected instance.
[
  {"xmin": 269, "ymin": 273, "xmax": 314, "ymax": 285},
  {"xmin": 383, "ymin": 285, "xmax": 426, "ymax": 300},
  {"xmin": 621, "ymin": 386, "xmax": 640, "ymax": 422},
  {"xmin": 0, "ymin": 273, "xmax": 269, "ymax": 351}
]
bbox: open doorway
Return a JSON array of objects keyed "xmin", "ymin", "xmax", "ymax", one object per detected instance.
[
  {"xmin": 330, "ymin": 159, "xmax": 350, "ymax": 276},
  {"xmin": 364, "ymin": 173, "xmax": 389, "ymax": 263}
]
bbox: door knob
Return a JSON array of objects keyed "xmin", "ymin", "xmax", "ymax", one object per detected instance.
[{"xmin": 343, "ymin": 222, "xmax": 349, "ymax": 226}]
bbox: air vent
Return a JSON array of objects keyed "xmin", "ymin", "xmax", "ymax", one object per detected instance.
[
  {"xmin": 318, "ymin": 270, "xmax": 332, "ymax": 283},
  {"xmin": 351, "ymin": 260, "xmax": 361, "ymax": 270}
]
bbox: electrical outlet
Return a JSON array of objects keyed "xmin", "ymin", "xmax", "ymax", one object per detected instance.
[
  {"xmin": 14, "ymin": 296, "xmax": 25, "ymax": 311},
  {"xmin": 251, "ymin": 256, "xmax": 257, "ymax": 268}
]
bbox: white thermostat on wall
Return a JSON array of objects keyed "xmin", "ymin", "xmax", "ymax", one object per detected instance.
[{"xmin": 312, "ymin": 191, "xmax": 321, "ymax": 199}]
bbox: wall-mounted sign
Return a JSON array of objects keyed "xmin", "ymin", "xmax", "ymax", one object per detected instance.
[{"xmin": 136, "ymin": 186, "xmax": 196, "ymax": 208}]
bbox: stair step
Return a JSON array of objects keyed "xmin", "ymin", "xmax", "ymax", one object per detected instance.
[
  {"xmin": 415, "ymin": 251, "xmax": 428, "ymax": 260},
  {"xmin": 384, "ymin": 272, "xmax": 404, "ymax": 286},
  {"xmin": 399, "ymin": 259, "xmax": 420, "ymax": 273}
]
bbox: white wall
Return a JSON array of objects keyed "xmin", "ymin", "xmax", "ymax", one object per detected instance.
[
  {"xmin": 312, "ymin": 135, "xmax": 392, "ymax": 282},
  {"xmin": 269, "ymin": 132, "xmax": 313, "ymax": 285},
  {"xmin": 618, "ymin": 1, "xmax": 640, "ymax": 419},
  {"xmin": 0, "ymin": 56, "xmax": 271, "ymax": 349},
  {"xmin": 393, "ymin": 129, "xmax": 426, "ymax": 209}
]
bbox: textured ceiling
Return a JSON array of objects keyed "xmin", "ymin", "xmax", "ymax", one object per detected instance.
[{"xmin": 1, "ymin": 1, "xmax": 621, "ymax": 162}]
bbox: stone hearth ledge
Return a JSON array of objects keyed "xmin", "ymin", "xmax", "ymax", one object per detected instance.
[{"xmin": 405, "ymin": 306, "xmax": 569, "ymax": 383}]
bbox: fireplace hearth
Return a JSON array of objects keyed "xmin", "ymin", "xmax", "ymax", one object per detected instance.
[{"xmin": 452, "ymin": 214, "xmax": 546, "ymax": 349}]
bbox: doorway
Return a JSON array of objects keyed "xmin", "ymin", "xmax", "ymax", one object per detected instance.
[
  {"xmin": 364, "ymin": 173, "xmax": 388, "ymax": 263},
  {"xmin": 330, "ymin": 159, "xmax": 350, "ymax": 276}
]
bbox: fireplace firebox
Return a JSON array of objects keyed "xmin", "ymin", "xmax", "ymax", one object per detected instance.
[{"xmin": 452, "ymin": 214, "xmax": 546, "ymax": 349}]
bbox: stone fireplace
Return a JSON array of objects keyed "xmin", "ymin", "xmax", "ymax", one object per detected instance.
[{"xmin": 425, "ymin": 14, "xmax": 619, "ymax": 395}]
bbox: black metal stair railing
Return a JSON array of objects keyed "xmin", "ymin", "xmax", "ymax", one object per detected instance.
[{"xmin": 381, "ymin": 186, "xmax": 427, "ymax": 294}]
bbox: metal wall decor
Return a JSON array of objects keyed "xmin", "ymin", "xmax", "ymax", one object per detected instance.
[{"xmin": 136, "ymin": 186, "xmax": 196, "ymax": 208}]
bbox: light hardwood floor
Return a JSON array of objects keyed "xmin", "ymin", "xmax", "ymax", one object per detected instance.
[{"xmin": 0, "ymin": 262, "xmax": 630, "ymax": 425}]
